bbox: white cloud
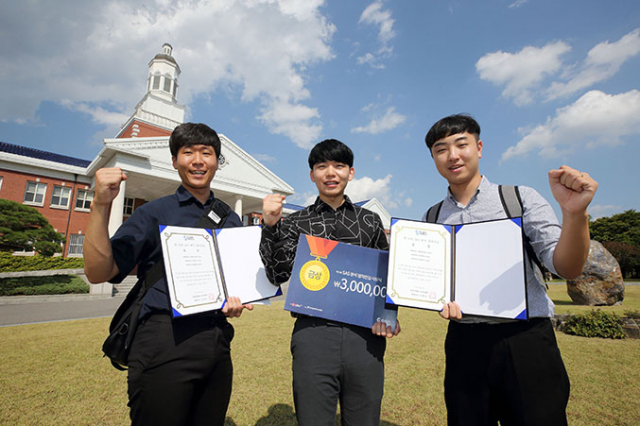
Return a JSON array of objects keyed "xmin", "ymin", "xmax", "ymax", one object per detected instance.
[
  {"xmin": 501, "ymin": 89, "xmax": 640, "ymax": 161},
  {"xmin": 588, "ymin": 204, "xmax": 624, "ymax": 220},
  {"xmin": 545, "ymin": 28, "xmax": 640, "ymax": 101},
  {"xmin": 0, "ymin": 0, "xmax": 335, "ymax": 148},
  {"xmin": 61, "ymin": 101, "xmax": 129, "ymax": 127},
  {"xmin": 476, "ymin": 41, "xmax": 571, "ymax": 105},
  {"xmin": 251, "ymin": 153, "xmax": 277, "ymax": 163},
  {"xmin": 357, "ymin": 1, "xmax": 395, "ymax": 69},
  {"xmin": 345, "ymin": 173, "xmax": 408, "ymax": 208},
  {"xmin": 351, "ymin": 106, "xmax": 406, "ymax": 134},
  {"xmin": 508, "ymin": 0, "xmax": 529, "ymax": 9}
]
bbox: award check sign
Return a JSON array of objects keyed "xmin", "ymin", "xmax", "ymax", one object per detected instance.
[{"xmin": 286, "ymin": 235, "xmax": 397, "ymax": 330}]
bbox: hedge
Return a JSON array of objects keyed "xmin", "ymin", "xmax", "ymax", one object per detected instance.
[{"xmin": 0, "ymin": 252, "xmax": 84, "ymax": 273}]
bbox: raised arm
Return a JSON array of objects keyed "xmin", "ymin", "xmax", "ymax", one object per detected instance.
[
  {"xmin": 259, "ymin": 194, "xmax": 301, "ymax": 284},
  {"xmin": 83, "ymin": 168, "xmax": 127, "ymax": 283},
  {"xmin": 548, "ymin": 165, "xmax": 598, "ymax": 279}
]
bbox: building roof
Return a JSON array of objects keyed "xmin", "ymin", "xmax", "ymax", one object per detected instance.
[
  {"xmin": 0, "ymin": 141, "xmax": 91, "ymax": 168},
  {"xmin": 283, "ymin": 202, "xmax": 305, "ymax": 211}
]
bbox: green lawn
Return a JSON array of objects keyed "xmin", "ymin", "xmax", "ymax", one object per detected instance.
[{"xmin": 1, "ymin": 287, "xmax": 639, "ymax": 425}]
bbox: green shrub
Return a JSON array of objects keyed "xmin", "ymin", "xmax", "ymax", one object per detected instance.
[
  {"xmin": 0, "ymin": 252, "xmax": 84, "ymax": 272},
  {"xmin": 563, "ymin": 310, "xmax": 626, "ymax": 339},
  {"xmin": 0, "ymin": 275, "xmax": 89, "ymax": 296},
  {"xmin": 623, "ymin": 309, "xmax": 640, "ymax": 320}
]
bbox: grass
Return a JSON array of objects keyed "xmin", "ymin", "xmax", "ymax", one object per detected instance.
[
  {"xmin": 550, "ymin": 281, "xmax": 640, "ymax": 314},
  {"xmin": 1, "ymin": 288, "xmax": 639, "ymax": 425},
  {"xmin": 0, "ymin": 275, "xmax": 89, "ymax": 296}
]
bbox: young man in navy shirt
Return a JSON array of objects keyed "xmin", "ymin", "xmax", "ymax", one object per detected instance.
[{"xmin": 84, "ymin": 123, "xmax": 252, "ymax": 426}]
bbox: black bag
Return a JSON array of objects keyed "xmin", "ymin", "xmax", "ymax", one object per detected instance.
[
  {"xmin": 102, "ymin": 198, "xmax": 232, "ymax": 370},
  {"xmin": 102, "ymin": 262, "xmax": 164, "ymax": 371}
]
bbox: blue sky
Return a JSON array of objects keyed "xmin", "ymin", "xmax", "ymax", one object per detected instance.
[{"xmin": 1, "ymin": 0, "xmax": 639, "ymax": 221}]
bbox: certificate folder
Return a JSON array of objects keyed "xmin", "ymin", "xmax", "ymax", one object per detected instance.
[
  {"xmin": 159, "ymin": 225, "xmax": 281, "ymax": 317},
  {"xmin": 285, "ymin": 235, "xmax": 397, "ymax": 330},
  {"xmin": 386, "ymin": 217, "xmax": 528, "ymax": 320}
]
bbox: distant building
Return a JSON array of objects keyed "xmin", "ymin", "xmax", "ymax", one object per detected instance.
[
  {"xmin": 0, "ymin": 44, "xmax": 392, "ymax": 258},
  {"xmin": 0, "ymin": 44, "xmax": 294, "ymax": 257}
]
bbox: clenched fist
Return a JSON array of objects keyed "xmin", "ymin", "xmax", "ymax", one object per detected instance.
[
  {"xmin": 262, "ymin": 194, "xmax": 286, "ymax": 227},
  {"xmin": 93, "ymin": 168, "xmax": 127, "ymax": 206}
]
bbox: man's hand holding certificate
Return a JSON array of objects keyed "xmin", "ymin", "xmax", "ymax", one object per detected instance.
[
  {"xmin": 386, "ymin": 217, "xmax": 528, "ymax": 320},
  {"xmin": 160, "ymin": 225, "xmax": 280, "ymax": 317}
]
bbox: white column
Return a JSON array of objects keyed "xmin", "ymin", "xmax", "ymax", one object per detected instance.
[
  {"xmin": 234, "ymin": 195, "xmax": 243, "ymax": 218},
  {"xmin": 108, "ymin": 178, "xmax": 126, "ymax": 237}
]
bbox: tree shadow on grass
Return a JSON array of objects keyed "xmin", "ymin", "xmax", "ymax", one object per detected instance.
[
  {"xmin": 225, "ymin": 403, "xmax": 297, "ymax": 426},
  {"xmin": 224, "ymin": 403, "xmax": 401, "ymax": 425}
]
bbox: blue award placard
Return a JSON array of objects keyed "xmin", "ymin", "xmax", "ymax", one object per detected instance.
[{"xmin": 285, "ymin": 235, "xmax": 397, "ymax": 330}]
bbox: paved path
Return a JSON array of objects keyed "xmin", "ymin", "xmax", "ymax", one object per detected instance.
[{"xmin": 0, "ymin": 294, "xmax": 124, "ymax": 327}]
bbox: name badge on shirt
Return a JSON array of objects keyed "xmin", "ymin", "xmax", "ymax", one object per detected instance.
[{"xmin": 208, "ymin": 210, "xmax": 222, "ymax": 224}]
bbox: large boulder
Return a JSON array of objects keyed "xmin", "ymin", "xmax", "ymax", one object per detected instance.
[{"xmin": 566, "ymin": 240, "xmax": 624, "ymax": 306}]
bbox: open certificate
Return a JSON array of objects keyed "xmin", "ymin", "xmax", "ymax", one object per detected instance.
[
  {"xmin": 386, "ymin": 218, "xmax": 528, "ymax": 320},
  {"xmin": 160, "ymin": 226, "xmax": 225, "ymax": 317},
  {"xmin": 160, "ymin": 225, "xmax": 281, "ymax": 317}
]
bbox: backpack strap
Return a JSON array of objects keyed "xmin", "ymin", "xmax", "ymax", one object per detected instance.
[
  {"xmin": 425, "ymin": 201, "xmax": 443, "ymax": 223},
  {"xmin": 498, "ymin": 185, "xmax": 523, "ymax": 218},
  {"xmin": 499, "ymin": 185, "xmax": 546, "ymax": 282},
  {"xmin": 197, "ymin": 198, "xmax": 232, "ymax": 229}
]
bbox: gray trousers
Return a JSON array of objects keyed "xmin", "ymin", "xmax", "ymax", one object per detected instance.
[{"xmin": 291, "ymin": 316, "xmax": 386, "ymax": 426}]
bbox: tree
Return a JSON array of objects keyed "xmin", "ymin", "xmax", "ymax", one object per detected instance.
[
  {"xmin": 590, "ymin": 210, "xmax": 640, "ymax": 278},
  {"xmin": 0, "ymin": 199, "xmax": 65, "ymax": 257}
]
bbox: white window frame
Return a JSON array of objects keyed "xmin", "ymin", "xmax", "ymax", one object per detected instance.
[
  {"xmin": 123, "ymin": 197, "xmax": 135, "ymax": 216},
  {"xmin": 163, "ymin": 76, "xmax": 172, "ymax": 92},
  {"xmin": 50, "ymin": 185, "xmax": 71, "ymax": 209},
  {"xmin": 75, "ymin": 189, "xmax": 93, "ymax": 211},
  {"xmin": 67, "ymin": 234, "xmax": 84, "ymax": 256},
  {"xmin": 24, "ymin": 181, "xmax": 47, "ymax": 206},
  {"xmin": 152, "ymin": 75, "xmax": 161, "ymax": 90}
]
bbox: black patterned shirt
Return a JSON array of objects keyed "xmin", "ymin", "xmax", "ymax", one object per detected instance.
[{"xmin": 260, "ymin": 196, "xmax": 389, "ymax": 285}]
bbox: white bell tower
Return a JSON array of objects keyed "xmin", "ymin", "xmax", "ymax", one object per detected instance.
[{"xmin": 117, "ymin": 43, "xmax": 185, "ymax": 138}]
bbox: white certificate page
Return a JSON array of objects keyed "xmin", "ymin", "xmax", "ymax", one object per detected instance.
[
  {"xmin": 215, "ymin": 226, "xmax": 280, "ymax": 305},
  {"xmin": 454, "ymin": 218, "xmax": 527, "ymax": 319},
  {"xmin": 387, "ymin": 219, "xmax": 452, "ymax": 310},
  {"xmin": 160, "ymin": 226, "xmax": 225, "ymax": 317}
]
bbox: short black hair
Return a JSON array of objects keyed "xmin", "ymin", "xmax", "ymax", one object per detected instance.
[
  {"xmin": 425, "ymin": 114, "xmax": 481, "ymax": 149},
  {"xmin": 169, "ymin": 122, "xmax": 221, "ymax": 158},
  {"xmin": 308, "ymin": 139, "xmax": 354, "ymax": 169}
]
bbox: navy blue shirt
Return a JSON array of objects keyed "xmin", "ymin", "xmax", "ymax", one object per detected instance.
[{"xmin": 109, "ymin": 185, "xmax": 243, "ymax": 317}]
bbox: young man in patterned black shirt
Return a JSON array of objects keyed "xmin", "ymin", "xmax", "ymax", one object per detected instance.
[{"xmin": 260, "ymin": 139, "xmax": 400, "ymax": 426}]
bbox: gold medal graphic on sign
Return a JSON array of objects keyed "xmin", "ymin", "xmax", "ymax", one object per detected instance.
[{"xmin": 300, "ymin": 259, "xmax": 330, "ymax": 291}]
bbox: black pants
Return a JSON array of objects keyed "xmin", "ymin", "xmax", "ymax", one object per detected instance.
[
  {"xmin": 291, "ymin": 317, "xmax": 386, "ymax": 426},
  {"xmin": 444, "ymin": 318, "xmax": 570, "ymax": 426},
  {"xmin": 127, "ymin": 313, "xmax": 235, "ymax": 426}
]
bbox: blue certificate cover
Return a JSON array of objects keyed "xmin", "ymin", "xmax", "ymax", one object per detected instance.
[{"xmin": 285, "ymin": 235, "xmax": 397, "ymax": 330}]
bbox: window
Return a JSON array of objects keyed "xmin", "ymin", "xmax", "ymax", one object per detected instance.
[
  {"xmin": 75, "ymin": 189, "xmax": 93, "ymax": 211},
  {"xmin": 252, "ymin": 216, "xmax": 261, "ymax": 226},
  {"xmin": 124, "ymin": 197, "xmax": 135, "ymax": 216},
  {"xmin": 50, "ymin": 185, "xmax": 71, "ymax": 208},
  {"xmin": 68, "ymin": 234, "xmax": 84, "ymax": 255},
  {"xmin": 152, "ymin": 75, "xmax": 161, "ymax": 90},
  {"xmin": 0, "ymin": 176, "xmax": 3, "ymax": 191},
  {"xmin": 163, "ymin": 76, "xmax": 172, "ymax": 92},
  {"xmin": 24, "ymin": 181, "xmax": 47, "ymax": 205}
]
